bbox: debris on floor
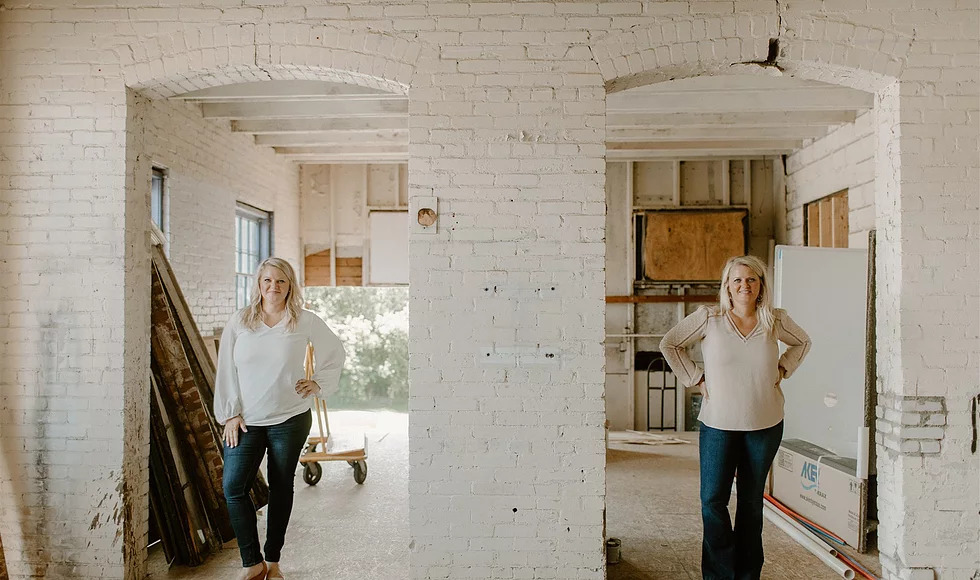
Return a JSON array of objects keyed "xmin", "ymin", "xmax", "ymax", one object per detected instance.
[
  {"xmin": 608, "ymin": 430, "xmax": 690, "ymax": 446},
  {"xmin": 149, "ymin": 243, "xmax": 269, "ymax": 567}
]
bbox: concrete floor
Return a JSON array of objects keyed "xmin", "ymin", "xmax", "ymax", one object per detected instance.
[
  {"xmin": 605, "ymin": 432, "xmax": 880, "ymax": 580},
  {"xmin": 148, "ymin": 417, "xmax": 879, "ymax": 580},
  {"xmin": 147, "ymin": 411, "xmax": 409, "ymax": 580}
]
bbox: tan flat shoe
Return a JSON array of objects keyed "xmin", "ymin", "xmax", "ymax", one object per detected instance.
[
  {"xmin": 244, "ymin": 562, "xmax": 267, "ymax": 580},
  {"xmin": 265, "ymin": 569, "xmax": 284, "ymax": 580}
]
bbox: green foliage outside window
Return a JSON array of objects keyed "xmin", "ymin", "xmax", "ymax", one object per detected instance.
[{"xmin": 305, "ymin": 286, "xmax": 408, "ymax": 411}]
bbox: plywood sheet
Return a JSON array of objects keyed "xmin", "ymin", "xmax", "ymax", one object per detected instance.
[
  {"xmin": 304, "ymin": 250, "xmax": 363, "ymax": 286},
  {"xmin": 305, "ymin": 250, "xmax": 332, "ymax": 286},
  {"xmin": 643, "ymin": 210, "xmax": 746, "ymax": 281}
]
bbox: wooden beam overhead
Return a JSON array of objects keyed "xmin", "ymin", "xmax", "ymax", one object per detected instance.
[
  {"xmin": 608, "ymin": 125, "xmax": 833, "ymax": 142},
  {"xmin": 201, "ymin": 98, "xmax": 408, "ymax": 120},
  {"xmin": 231, "ymin": 117, "xmax": 408, "ymax": 134},
  {"xmin": 254, "ymin": 130, "xmax": 408, "ymax": 147},
  {"xmin": 607, "ymin": 86, "xmax": 873, "ymax": 113},
  {"xmin": 608, "ymin": 139, "xmax": 802, "ymax": 152},
  {"xmin": 607, "ymin": 110, "xmax": 859, "ymax": 129},
  {"xmin": 173, "ymin": 80, "xmax": 394, "ymax": 101},
  {"xmin": 607, "ymin": 147, "xmax": 797, "ymax": 160},
  {"xmin": 277, "ymin": 154, "xmax": 409, "ymax": 164}
]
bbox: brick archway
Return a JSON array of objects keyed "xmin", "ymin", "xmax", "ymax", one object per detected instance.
[
  {"xmin": 118, "ymin": 25, "xmax": 424, "ymax": 578},
  {"xmin": 118, "ymin": 23, "xmax": 422, "ymax": 97},
  {"xmin": 591, "ymin": 13, "xmax": 921, "ymax": 579},
  {"xmin": 591, "ymin": 14, "xmax": 911, "ymax": 93}
]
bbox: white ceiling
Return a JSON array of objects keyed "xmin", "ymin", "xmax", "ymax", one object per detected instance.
[{"xmin": 173, "ymin": 75, "xmax": 872, "ymax": 164}]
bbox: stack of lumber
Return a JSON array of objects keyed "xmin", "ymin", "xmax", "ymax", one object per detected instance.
[
  {"xmin": 149, "ymin": 244, "xmax": 269, "ymax": 566},
  {"xmin": 0, "ymin": 528, "xmax": 8, "ymax": 580}
]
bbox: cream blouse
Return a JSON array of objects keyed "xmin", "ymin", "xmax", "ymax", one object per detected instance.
[
  {"xmin": 660, "ymin": 305, "xmax": 811, "ymax": 431},
  {"xmin": 214, "ymin": 309, "xmax": 346, "ymax": 427}
]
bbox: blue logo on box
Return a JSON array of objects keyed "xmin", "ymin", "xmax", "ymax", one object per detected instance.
[{"xmin": 800, "ymin": 461, "xmax": 819, "ymax": 490}]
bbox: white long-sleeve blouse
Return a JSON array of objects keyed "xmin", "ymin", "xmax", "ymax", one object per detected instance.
[
  {"xmin": 660, "ymin": 305, "xmax": 811, "ymax": 431},
  {"xmin": 214, "ymin": 309, "xmax": 346, "ymax": 427}
]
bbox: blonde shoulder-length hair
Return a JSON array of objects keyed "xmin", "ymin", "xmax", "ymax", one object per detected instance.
[
  {"xmin": 240, "ymin": 257, "xmax": 304, "ymax": 332},
  {"xmin": 718, "ymin": 255, "xmax": 777, "ymax": 337}
]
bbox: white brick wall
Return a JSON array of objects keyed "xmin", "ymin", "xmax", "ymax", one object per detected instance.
[
  {"xmin": 786, "ymin": 110, "xmax": 876, "ymax": 248},
  {"xmin": 0, "ymin": 2, "xmax": 976, "ymax": 580},
  {"xmin": 142, "ymin": 96, "xmax": 301, "ymax": 333}
]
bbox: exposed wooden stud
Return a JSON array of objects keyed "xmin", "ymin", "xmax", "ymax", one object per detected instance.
[
  {"xmin": 833, "ymin": 193, "xmax": 850, "ymax": 248},
  {"xmin": 807, "ymin": 202, "xmax": 821, "ymax": 247},
  {"xmin": 329, "ymin": 167, "xmax": 337, "ymax": 287},
  {"xmin": 672, "ymin": 161, "xmax": 681, "ymax": 206},
  {"xmin": 819, "ymin": 198, "xmax": 834, "ymax": 247},
  {"xmin": 744, "ymin": 159, "xmax": 752, "ymax": 212},
  {"xmin": 721, "ymin": 159, "xmax": 731, "ymax": 205}
]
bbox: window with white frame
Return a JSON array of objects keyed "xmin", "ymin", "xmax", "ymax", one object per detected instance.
[
  {"xmin": 235, "ymin": 203, "xmax": 273, "ymax": 309},
  {"xmin": 151, "ymin": 167, "xmax": 167, "ymax": 236}
]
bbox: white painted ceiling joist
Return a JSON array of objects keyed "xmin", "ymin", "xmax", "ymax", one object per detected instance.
[
  {"xmin": 201, "ymin": 98, "xmax": 408, "ymax": 119},
  {"xmin": 606, "ymin": 110, "xmax": 859, "ymax": 129},
  {"xmin": 172, "ymin": 80, "xmax": 391, "ymax": 100},
  {"xmin": 254, "ymin": 130, "xmax": 408, "ymax": 147},
  {"xmin": 608, "ymin": 125, "xmax": 832, "ymax": 142},
  {"xmin": 232, "ymin": 117, "xmax": 408, "ymax": 134},
  {"xmin": 607, "ymin": 87, "xmax": 873, "ymax": 114}
]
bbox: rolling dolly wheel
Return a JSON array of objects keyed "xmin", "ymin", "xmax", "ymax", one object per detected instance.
[
  {"xmin": 303, "ymin": 462, "xmax": 322, "ymax": 486},
  {"xmin": 352, "ymin": 460, "xmax": 367, "ymax": 484}
]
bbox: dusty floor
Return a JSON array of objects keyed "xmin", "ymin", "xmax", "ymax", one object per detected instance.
[
  {"xmin": 148, "ymin": 417, "xmax": 879, "ymax": 580},
  {"xmin": 147, "ymin": 411, "xmax": 410, "ymax": 580},
  {"xmin": 605, "ymin": 432, "xmax": 880, "ymax": 580}
]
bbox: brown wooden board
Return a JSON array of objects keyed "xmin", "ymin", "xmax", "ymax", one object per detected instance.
[
  {"xmin": 0, "ymin": 526, "xmax": 7, "ymax": 580},
  {"xmin": 305, "ymin": 250, "xmax": 332, "ymax": 286},
  {"xmin": 832, "ymin": 193, "xmax": 849, "ymax": 248},
  {"xmin": 806, "ymin": 202, "xmax": 820, "ymax": 246},
  {"xmin": 819, "ymin": 197, "xmax": 833, "ymax": 247},
  {"xmin": 150, "ymin": 375, "xmax": 206, "ymax": 566},
  {"xmin": 336, "ymin": 257, "xmax": 363, "ymax": 286},
  {"xmin": 151, "ymin": 268, "xmax": 234, "ymax": 541},
  {"xmin": 643, "ymin": 210, "xmax": 746, "ymax": 281}
]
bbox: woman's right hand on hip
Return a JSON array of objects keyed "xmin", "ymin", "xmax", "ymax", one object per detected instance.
[
  {"xmin": 223, "ymin": 415, "xmax": 247, "ymax": 448},
  {"xmin": 697, "ymin": 376, "xmax": 708, "ymax": 399}
]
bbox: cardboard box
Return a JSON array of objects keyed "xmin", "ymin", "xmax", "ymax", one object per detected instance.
[{"xmin": 771, "ymin": 439, "xmax": 867, "ymax": 551}]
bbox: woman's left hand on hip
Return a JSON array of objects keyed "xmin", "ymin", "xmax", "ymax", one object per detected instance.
[{"xmin": 295, "ymin": 379, "xmax": 321, "ymax": 398}]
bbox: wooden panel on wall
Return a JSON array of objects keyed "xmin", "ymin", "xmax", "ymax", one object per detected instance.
[
  {"xmin": 304, "ymin": 250, "xmax": 332, "ymax": 286},
  {"xmin": 819, "ymin": 197, "xmax": 834, "ymax": 247},
  {"xmin": 832, "ymin": 194, "xmax": 849, "ymax": 247},
  {"xmin": 304, "ymin": 250, "xmax": 363, "ymax": 287},
  {"xmin": 804, "ymin": 189, "xmax": 849, "ymax": 248},
  {"xmin": 643, "ymin": 210, "xmax": 746, "ymax": 281},
  {"xmin": 336, "ymin": 258, "xmax": 363, "ymax": 286}
]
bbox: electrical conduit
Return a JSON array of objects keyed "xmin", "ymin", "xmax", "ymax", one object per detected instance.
[{"xmin": 763, "ymin": 504, "xmax": 855, "ymax": 579}]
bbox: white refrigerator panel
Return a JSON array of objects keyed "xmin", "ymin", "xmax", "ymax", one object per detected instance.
[{"xmin": 773, "ymin": 245, "xmax": 868, "ymax": 461}]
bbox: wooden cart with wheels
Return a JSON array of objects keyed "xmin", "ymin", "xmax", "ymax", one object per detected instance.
[{"xmin": 298, "ymin": 343, "xmax": 368, "ymax": 486}]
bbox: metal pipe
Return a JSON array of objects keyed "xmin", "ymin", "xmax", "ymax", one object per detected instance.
[{"xmin": 763, "ymin": 505, "xmax": 854, "ymax": 579}]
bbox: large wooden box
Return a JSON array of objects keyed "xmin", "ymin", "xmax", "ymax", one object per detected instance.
[{"xmin": 643, "ymin": 210, "xmax": 746, "ymax": 281}]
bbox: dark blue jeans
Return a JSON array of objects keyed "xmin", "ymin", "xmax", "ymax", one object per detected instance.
[
  {"xmin": 698, "ymin": 421, "xmax": 783, "ymax": 580},
  {"xmin": 223, "ymin": 410, "xmax": 312, "ymax": 567}
]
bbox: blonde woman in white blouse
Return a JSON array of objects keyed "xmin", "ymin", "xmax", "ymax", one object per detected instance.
[
  {"xmin": 661, "ymin": 255, "xmax": 811, "ymax": 580},
  {"xmin": 214, "ymin": 258, "xmax": 345, "ymax": 580}
]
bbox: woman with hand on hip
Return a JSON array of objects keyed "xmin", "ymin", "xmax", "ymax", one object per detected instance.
[
  {"xmin": 660, "ymin": 255, "xmax": 811, "ymax": 580},
  {"xmin": 214, "ymin": 257, "xmax": 345, "ymax": 580}
]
